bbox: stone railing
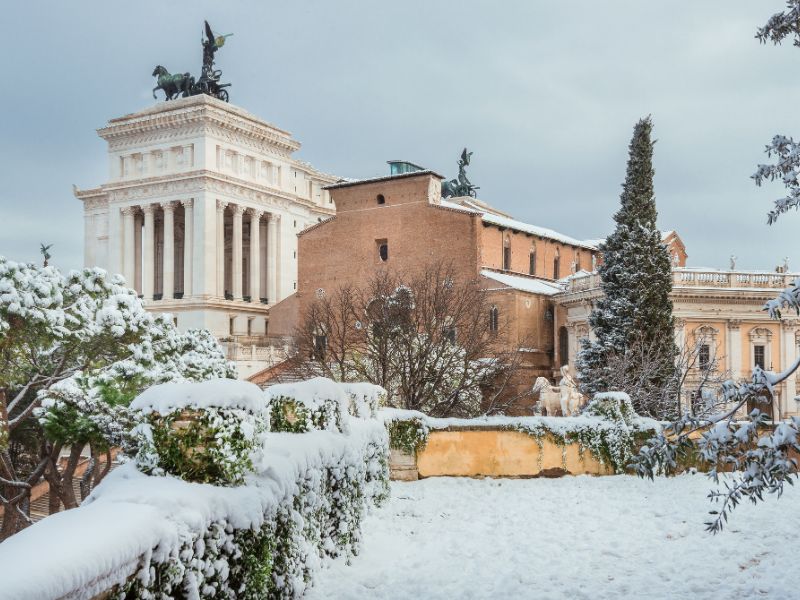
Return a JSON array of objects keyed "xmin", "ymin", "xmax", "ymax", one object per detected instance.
[
  {"xmin": 222, "ymin": 339, "xmax": 290, "ymax": 363},
  {"xmin": 673, "ymin": 269, "xmax": 796, "ymax": 289},
  {"xmin": 564, "ymin": 269, "xmax": 798, "ymax": 294}
]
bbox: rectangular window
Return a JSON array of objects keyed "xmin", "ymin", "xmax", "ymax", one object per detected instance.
[
  {"xmin": 754, "ymin": 345, "xmax": 765, "ymax": 369},
  {"xmin": 529, "ymin": 252, "xmax": 536, "ymax": 275},
  {"xmin": 503, "ymin": 246, "xmax": 511, "ymax": 270},
  {"xmin": 553, "ymin": 257, "xmax": 560, "ymax": 280},
  {"xmin": 699, "ymin": 344, "xmax": 710, "ymax": 371}
]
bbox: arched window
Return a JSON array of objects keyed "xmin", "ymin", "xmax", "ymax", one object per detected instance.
[
  {"xmin": 529, "ymin": 245, "xmax": 536, "ymax": 275},
  {"xmin": 377, "ymin": 194, "xmax": 386, "ymax": 205},
  {"xmin": 553, "ymin": 250, "xmax": 561, "ymax": 280},
  {"xmin": 558, "ymin": 326, "xmax": 569, "ymax": 366},
  {"xmin": 503, "ymin": 237, "xmax": 511, "ymax": 271},
  {"xmin": 489, "ymin": 306, "xmax": 499, "ymax": 333}
]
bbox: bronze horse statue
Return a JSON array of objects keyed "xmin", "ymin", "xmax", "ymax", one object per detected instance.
[{"xmin": 152, "ymin": 65, "xmax": 195, "ymax": 100}]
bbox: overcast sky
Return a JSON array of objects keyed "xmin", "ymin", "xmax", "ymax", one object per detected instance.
[{"xmin": 1, "ymin": 1, "xmax": 798, "ymax": 273}]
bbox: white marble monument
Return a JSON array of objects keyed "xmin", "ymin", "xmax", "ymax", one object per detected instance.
[{"xmin": 75, "ymin": 94, "xmax": 338, "ymax": 375}]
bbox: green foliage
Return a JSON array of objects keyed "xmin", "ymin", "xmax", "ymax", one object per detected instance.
[
  {"xmin": 387, "ymin": 418, "xmax": 429, "ymax": 454},
  {"xmin": 137, "ymin": 408, "xmax": 263, "ymax": 485},
  {"xmin": 269, "ymin": 399, "xmax": 314, "ymax": 433},
  {"xmin": 578, "ymin": 117, "xmax": 678, "ymax": 417}
]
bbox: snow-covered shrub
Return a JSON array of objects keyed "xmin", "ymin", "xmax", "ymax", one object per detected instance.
[
  {"xmin": 341, "ymin": 382, "xmax": 386, "ymax": 418},
  {"xmin": 266, "ymin": 377, "xmax": 350, "ymax": 434},
  {"xmin": 382, "ymin": 409, "xmax": 430, "ymax": 454},
  {"xmin": 131, "ymin": 380, "xmax": 268, "ymax": 485},
  {"xmin": 117, "ymin": 421, "xmax": 388, "ymax": 599}
]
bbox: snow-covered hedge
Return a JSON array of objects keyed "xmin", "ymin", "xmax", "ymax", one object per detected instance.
[
  {"xmin": 265, "ymin": 377, "xmax": 380, "ymax": 434},
  {"xmin": 382, "ymin": 392, "xmax": 661, "ymax": 473},
  {"xmin": 0, "ymin": 381, "xmax": 389, "ymax": 600},
  {"xmin": 131, "ymin": 380, "xmax": 269, "ymax": 485}
]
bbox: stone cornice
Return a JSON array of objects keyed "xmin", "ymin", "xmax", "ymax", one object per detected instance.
[
  {"xmin": 556, "ymin": 285, "xmax": 783, "ymax": 307},
  {"xmin": 99, "ymin": 170, "xmax": 335, "ymax": 216},
  {"xmin": 99, "ymin": 96, "xmax": 301, "ymax": 155}
]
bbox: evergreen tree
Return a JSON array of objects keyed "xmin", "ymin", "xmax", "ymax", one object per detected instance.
[{"xmin": 577, "ymin": 116, "xmax": 677, "ymax": 417}]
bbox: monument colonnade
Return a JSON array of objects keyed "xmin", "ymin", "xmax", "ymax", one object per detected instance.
[{"xmin": 119, "ymin": 198, "xmax": 281, "ymax": 304}]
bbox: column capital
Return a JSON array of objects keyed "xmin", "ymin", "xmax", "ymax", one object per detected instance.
[
  {"xmin": 232, "ymin": 204, "xmax": 247, "ymax": 216},
  {"xmin": 268, "ymin": 212, "xmax": 280, "ymax": 224},
  {"xmin": 216, "ymin": 199, "xmax": 228, "ymax": 212},
  {"xmin": 161, "ymin": 201, "xmax": 176, "ymax": 212},
  {"xmin": 121, "ymin": 206, "xmax": 137, "ymax": 216},
  {"xmin": 781, "ymin": 319, "xmax": 799, "ymax": 331},
  {"xmin": 674, "ymin": 318, "xmax": 686, "ymax": 328},
  {"xmin": 142, "ymin": 204, "xmax": 157, "ymax": 215},
  {"xmin": 727, "ymin": 318, "xmax": 743, "ymax": 330},
  {"xmin": 250, "ymin": 208, "xmax": 264, "ymax": 219},
  {"xmin": 181, "ymin": 198, "xmax": 194, "ymax": 209}
]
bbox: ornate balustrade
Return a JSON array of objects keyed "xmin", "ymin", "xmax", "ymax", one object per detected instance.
[{"xmin": 565, "ymin": 269, "xmax": 798, "ymax": 294}]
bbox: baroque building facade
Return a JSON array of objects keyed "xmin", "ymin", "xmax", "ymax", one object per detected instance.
[{"xmin": 75, "ymin": 95, "xmax": 338, "ymax": 376}]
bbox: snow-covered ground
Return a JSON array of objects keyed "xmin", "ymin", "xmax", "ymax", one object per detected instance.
[{"xmin": 308, "ymin": 475, "xmax": 799, "ymax": 599}]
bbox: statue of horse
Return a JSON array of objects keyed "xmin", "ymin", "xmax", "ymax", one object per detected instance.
[
  {"xmin": 152, "ymin": 65, "xmax": 195, "ymax": 101},
  {"xmin": 532, "ymin": 376, "xmax": 561, "ymax": 416},
  {"xmin": 558, "ymin": 366, "xmax": 586, "ymax": 416}
]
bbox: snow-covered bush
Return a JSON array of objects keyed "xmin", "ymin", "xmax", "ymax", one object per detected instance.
[
  {"xmin": 131, "ymin": 380, "xmax": 268, "ymax": 485},
  {"xmin": 266, "ymin": 377, "xmax": 350, "ymax": 434},
  {"xmin": 341, "ymin": 381, "xmax": 386, "ymax": 418},
  {"xmin": 382, "ymin": 409, "xmax": 430, "ymax": 454}
]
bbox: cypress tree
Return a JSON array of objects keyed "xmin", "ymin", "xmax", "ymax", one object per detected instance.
[{"xmin": 577, "ymin": 116, "xmax": 677, "ymax": 417}]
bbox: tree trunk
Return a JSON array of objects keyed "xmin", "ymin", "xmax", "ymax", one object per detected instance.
[{"xmin": 57, "ymin": 445, "xmax": 84, "ymax": 510}]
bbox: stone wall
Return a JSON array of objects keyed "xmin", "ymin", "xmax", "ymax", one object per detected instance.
[{"xmin": 390, "ymin": 427, "xmax": 612, "ymax": 480}]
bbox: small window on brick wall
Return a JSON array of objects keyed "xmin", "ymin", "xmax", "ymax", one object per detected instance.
[
  {"xmin": 377, "ymin": 194, "xmax": 386, "ymax": 205},
  {"xmin": 377, "ymin": 239, "xmax": 388, "ymax": 262}
]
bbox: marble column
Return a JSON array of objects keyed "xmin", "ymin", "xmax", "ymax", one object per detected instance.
[
  {"xmin": 162, "ymin": 202, "xmax": 175, "ymax": 300},
  {"xmin": 134, "ymin": 213, "xmax": 143, "ymax": 293},
  {"xmin": 182, "ymin": 199, "xmax": 193, "ymax": 298},
  {"xmin": 122, "ymin": 207, "xmax": 136, "ymax": 289},
  {"xmin": 783, "ymin": 322, "xmax": 798, "ymax": 408},
  {"xmin": 232, "ymin": 204, "xmax": 245, "ymax": 300},
  {"xmin": 142, "ymin": 204, "xmax": 156, "ymax": 301},
  {"xmin": 267, "ymin": 213, "xmax": 279, "ymax": 304},
  {"xmin": 216, "ymin": 200, "xmax": 227, "ymax": 297},
  {"xmin": 249, "ymin": 210, "xmax": 262, "ymax": 302},
  {"xmin": 728, "ymin": 319, "xmax": 743, "ymax": 379}
]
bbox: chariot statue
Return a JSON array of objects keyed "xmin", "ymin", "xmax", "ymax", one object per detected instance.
[
  {"xmin": 441, "ymin": 148, "xmax": 480, "ymax": 198},
  {"xmin": 152, "ymin": 20, "xmax": 232, "ymax": 102}
]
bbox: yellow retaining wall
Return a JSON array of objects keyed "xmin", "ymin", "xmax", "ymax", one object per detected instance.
[{"xmin": 415, "ymin": 429, "xmax": 613, "ymax": 478}]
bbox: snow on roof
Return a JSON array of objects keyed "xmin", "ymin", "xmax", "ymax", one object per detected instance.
[
  {"xmin": 480, "ymin": 269, "xmax": 563, "ymax": 296},
  {"xmin": 439, "ymin": 199, "xmax": 482, "ymax": 214},
  {"xmin": 130, "ymin": 378, "xmax": 266, "ymax": 415},
  {"xmin": 480, "ymin": 211, "xmax": 598, "ymax": 250}
]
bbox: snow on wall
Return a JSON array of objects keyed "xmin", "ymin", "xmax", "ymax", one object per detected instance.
[{"xmin": 0, "ymin": 417, "xmax": 387, "ymax": 600}]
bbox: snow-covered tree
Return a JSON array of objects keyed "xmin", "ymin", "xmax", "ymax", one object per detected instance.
[
  {"xmin": 0, "ymin": 256, "xmax": 234, "ymax": 538},
  {"xmin": 292, "ymin": 263, "xmax": 524, "ymax": 417},
  {"xmin": 635, "ymin": 4, "xmax": 800, "ymax": 532},
  {"xmin": 577, "ymin": 117, "xmax": 678, "ymax": 418}
]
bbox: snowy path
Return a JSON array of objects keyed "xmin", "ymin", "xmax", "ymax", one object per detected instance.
[{"xmin": 308, "ymin": 475, "xmax": 800, "ymax": 599}]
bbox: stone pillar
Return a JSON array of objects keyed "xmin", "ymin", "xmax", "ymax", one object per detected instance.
[
  {"xmin": 162, "ymin": 202, "xmax": 175, "ymax": 300},
  {"xmin": 134, "ymin": 212, "xmax": 143, "ymax": 293},
  {"xmin": 182, "ymin": 199, "xmax": 193, "ymax": 298},
  {"xmin": 249, "ymin": 210, "xmax": 263, "ymax": 302},
  {"xmin": 728, "ymin": 319, "xmax": 742, "ymax": 379},
  {"xmin": 122, "ymin": 207, "xmax": 136, "ymax": 289},
  {"xmin": 216, "ymin": 200, "xmax": 227, "ymax": 297},
  {"xmin": 232, "ymin": 205, "xmax": 245, "ymax": 300},
  {"xmin": 84, "ymin": 211, "xmax": 95, "ymax": 268},
  {"xmin": 267, "ymin": 214, "xmax": 279, "ymax": 304},
  {"xmin": 783, "ymin": 321, "xmax": 798, "ymax": 409},
  {"xmin": 142, "ymin": 204, "xmax": 156, "ymax": 301}
]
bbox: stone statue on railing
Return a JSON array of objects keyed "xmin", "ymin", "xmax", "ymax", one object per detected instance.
[{"xmin": 531, "ymin": 367, "xmax": 586, "ymax": 416}]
